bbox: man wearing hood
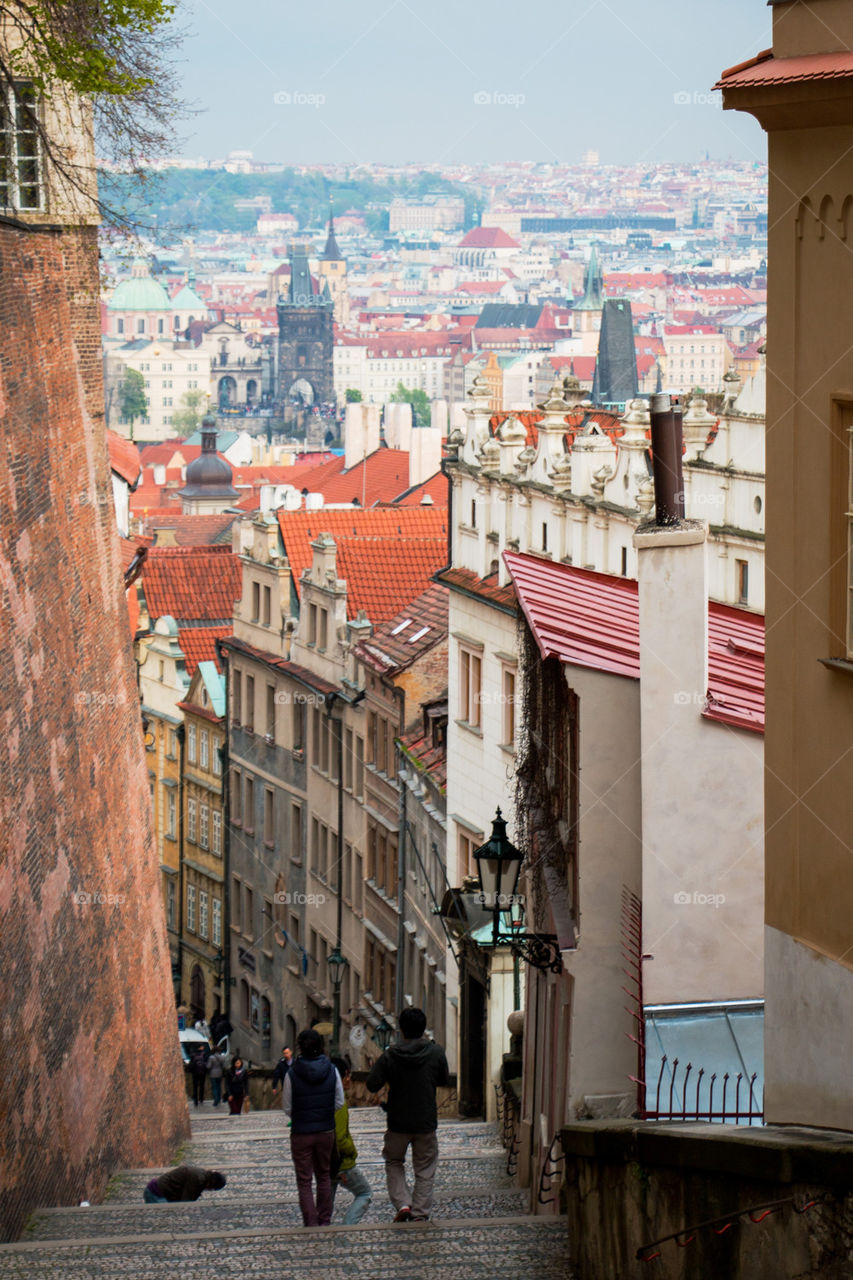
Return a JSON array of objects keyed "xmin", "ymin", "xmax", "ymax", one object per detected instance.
[
  {"xmin": 282, "ymin": 1027, "xmax": 344, "ymax": 1226},
  {"xmin": 365, "ymin": 1007, "xmax": 450, "ymax": 1222}
]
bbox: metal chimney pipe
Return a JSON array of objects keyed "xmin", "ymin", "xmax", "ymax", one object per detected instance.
[{"xmin": 649, "ymin": 393, "xmax": 685, "ymax": 525}]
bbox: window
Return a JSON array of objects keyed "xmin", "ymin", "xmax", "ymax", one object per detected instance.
[
  {"xmin": 187, "ymin": 884, "xmax": 196, "ymax": 932},
  {"xmin": 199, "ymin": 730, "xmax": 209, "ymax": 770},
  {"xmin": 200, "ymin": 803, "xmax": 209, "ymax": 850},
  {"xmin": 244, "ymin": 775, "xmax": 255, "ymax": 831},
  {"xmin": 344, "ymin": 727, "xmax": 353, "ymax": 791},
  {"xmin": 262, "ymin": 585, "xmax": 271, "ymax": 627},
  {"xmin": 291, "ymin": 802, "xmax": 303, "ymax": 863},
  {"xmin": 158, "ymin": 318, "xmax": 164, "ymax": 335},
  {"xmin": 736, "ymin": 559, "xmax": 749, "ymax": 605},
  {"xmin": 367, "ymin": 711, "xmax": 377, "ymax": 766},
  {"xmin": 0, "ymin": 83, "xmax": 42, "ymax": 210},
  {"xmin": 292, "ymin": 700, "xmax": 305, "ymax": 753},
  {"xmin": 167, "ymin": 879, "xmax": 176, "ymax": 930},
  {"xmin": 542, "ymin": 522, "xmax": 548, "ymax": 552},
  {"xmin": 166, "ymin": 788, "xmax": 176, "ymax": 839},
  {"xmin": 320, "ymin": 716, "xmax": 330, "ymax": 774},
  {"xmin": 212, "ymin": 897, "xmax": 222, "ymax": 947},
  {"xmin": 319, "ymin": 608, "xmax": 328, "ymax": 650},
  {"xmin": 621, "ymin": 546, "xmax": 628, "ymax": 577},
  {"xmin": 187, "ymin": 797, "xmax": 197, "ymax": 843},
  {"xmin": 233, "ymin": 669, "xmax": 242, "ymax": 724},
  {"xmin": 502, "ymin": 666, "xmax": 516, "ymax": 749},
  {"xmin": 252, "ymin": 581, "xmax": 260, "ymax": 621},
  {"xmin": 354, "ymin": 850, "xmax": 363, "ymax": 914},
  {"xmin": 137, "ymin": 318, "xmax": 145, "ymax": 334},
  {"xmin": 457, "ymin": 827, "xmax": 481, "ymax": 881},
  {"xmin": 213, "ymin": 738, "xmax": 222, "ymax": 775},
  {"xmin": 212, "ymin": 810, "xmax": 222, "ymax": 856},
  {"xmin": 199, "ymin": 890, "xmax": 209, "ymax": 940},
  {"xmin": 308, "ymin": 603, "xmax": 318, "ymax": 645},
  {"xmin": 232, "ymin": 876, "xmax": 242, "ymax": 932},
  {"xmin": 471, "ymin": 498, "xmax": 477, "ymax": 528},
  {"xmin": 231, "ymin": 768, "xmax": 242, "ymax": 824},
  {"xmin": 266, "ymin": 684, "xmax": 276, "ymax": 739},
  {"xmin": 312, "ymin": 706, "xmax": 321, "ymax": 767},
  {"xmin": 251, "ymin": 989, "xmax": 260, "ymax": 1032},
  {"xmin": 459, "ymin": 646, "xmax": 483, "ymax": 728},
  {"xmin": 245, "ymin": 675, "xmax": 255, "ymax": 732},
  {"xmin": 344, "ymin": 840, "xmax": 353, "ymax": 904},
  {"xmin": 117, "ymin": 318, "xmax": 124, "ymax": 334},
  {"xmin": 167, "ymin": 728, "xmax": 177, "ymax": 759},
  {"xmin": 243, "ymin": 886, "xmax": 254, "ymax": 940},
  {"xmin": 355, "ymin": 736, "xmax": 364, "ymax": 799},
  {"xmin": 264, "ymin": 788, "xmax": 274, "ymax": 846}
]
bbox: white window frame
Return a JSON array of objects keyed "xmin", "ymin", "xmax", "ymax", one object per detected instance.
[
  {"xmin": 187, "ymin": 723, "xmax": 197, "ymax": 764},
  {"xmin": 187, "ymin": 883, "xmax": 196, "ymax": 933},
  {"xmin": 0, "ymin": 82, "xmax": 43, "ymax": 212},
  {"xmin": 212, "ymin": 810, "xmax": 222, "ymax": 856},
  {"xmin": 199, "ymin": 890, "xmax": 209, "ymax": 940},
  {"xmin": 200, "ymin": 803, "xmax": 209, "ymax": 850},
  {"xmin": 187, "ymin": 797, "xmax": 197, "ymax": 843}
]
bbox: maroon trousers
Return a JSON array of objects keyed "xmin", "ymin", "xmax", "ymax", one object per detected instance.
[{"xmin": 290, "ymin": 1129, "xmax": 336, "ymax": 1226}]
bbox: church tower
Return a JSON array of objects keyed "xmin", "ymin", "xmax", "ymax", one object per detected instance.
[
  {"xmin": 572, "ymin": 246, "xmax": 605, "ymax": 339},
  {"xmin": 317, "ymin": 204, "xmax": 350, "ymax": 326},
  {"xmin": 276, "ymin": 242, "xmax": 335, "ymax": 427}
]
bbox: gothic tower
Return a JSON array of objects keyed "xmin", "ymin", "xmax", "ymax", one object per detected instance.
[
  {"xmin": 276, "ymin": 242, "xmax": 335, "ymax": 425},
  {"xmin": 317, "ymin": 203, "xmax": 350, "ymax": 326}
]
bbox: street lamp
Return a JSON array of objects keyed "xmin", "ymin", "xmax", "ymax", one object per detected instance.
[
  {"xmin": 327, "ymin": 946, "xmax": 347, "ymax": 1056},
  {"xmin": 373, "ymin": 1015, "xmax": 393, "ymax": 1051},
  {"xmin": 473, "ymin": 809, "xmax": 563, "ymax": 975}
]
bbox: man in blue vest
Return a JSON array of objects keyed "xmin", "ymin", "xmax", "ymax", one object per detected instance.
[{"xmin": 282, "ymin": 1027, "xmax": 344, "ymax": 1226}]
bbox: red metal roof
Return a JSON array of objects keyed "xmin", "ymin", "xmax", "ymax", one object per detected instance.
[
  {"xmin": 716, "ymin": 49, "xmax": 853, "ymax": 89},
  {"xmin": 503, "ymin": 551, "xmax": 765, "ymax": 729}
]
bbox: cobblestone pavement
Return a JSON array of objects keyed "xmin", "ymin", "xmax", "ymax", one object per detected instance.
[{"xmin": 1, "ymin": 1107, "xmax": 572, "ymax": 1279}]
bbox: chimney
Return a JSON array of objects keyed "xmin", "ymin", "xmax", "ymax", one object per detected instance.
[
  {"xmin": 648, "ymin": 392, "xmax": 685, "ymax": 524},
  {"xmin": 409, "ymin": 425, "xmax": 442, "ymax": 489}
]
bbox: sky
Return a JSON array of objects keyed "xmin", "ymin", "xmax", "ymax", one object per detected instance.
[{"xmin": 175, "ymin": 0, "xmax": 770, "ymax": 167}]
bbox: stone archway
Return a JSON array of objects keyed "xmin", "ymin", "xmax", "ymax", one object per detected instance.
[
  {"xmin": 218, "ymin": 375, "xmax": 237, "ymax": 408},
  {"xmin": 288, "ymin": 377, "xmax": 315, "ymax": 407}
]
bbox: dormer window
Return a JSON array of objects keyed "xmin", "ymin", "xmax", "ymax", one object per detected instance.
[{"xmin": 0, "ymin": 83, "xmax": 42, "ymax": 211}]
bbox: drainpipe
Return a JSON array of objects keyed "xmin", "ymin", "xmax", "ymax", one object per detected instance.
[
  {"xmin": 176, "ymin": 722, "xmax": 186, "ymax": 1005},
  {"xmin": 216, "ymin": 638, "xmax": 232, "ymax": 1021}
]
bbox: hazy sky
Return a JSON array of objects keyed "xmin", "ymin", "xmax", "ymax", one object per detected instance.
[{"xmin": 176, "ymin": 0, "xmax": 769, "ymax": 166}]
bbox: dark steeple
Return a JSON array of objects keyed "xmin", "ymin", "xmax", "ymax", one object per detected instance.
[
  {"xmin": 592, "ymin": 298, "xmax": 639, "ymax": 407},
  {"xmin": 288, "ymin": 243, "xmax": 316, "ymax": 306},
  {"xmin": 322, "ymin": 203, "xmax": 343, "ymax": 261}
]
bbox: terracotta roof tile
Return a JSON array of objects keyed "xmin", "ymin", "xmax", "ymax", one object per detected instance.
[
  {"xmin": 177, "ymin": 625, "xmax": 231, "ymax": 675},
  {"xmin": 399, "ymin": 722, "xmax": 447, "ymax": 792},
  {"xmin": 141, "ymin": 544, "xmax": 242, "ymax": 625},
  {"xmin": 277, "ymin": 507, "xmax": 447, "ymax": 587},
  {"xmin": 107, "ymin": 431, "xmax": 141, "ymax": 486},
  {"xmin": 436, "ymin": 566, "xmax": 517, "ymax": 613},
  {"xmin": 716, "ymin": 49, "xmax": 853, "ymax": 89},
  {"xmin": 335, "ymin": 537, "xmax": 447, "ymax": 624},
  {"xmin": 354, "ymin": 583, "xmax": 448, "ymax": 673},
  {"xmin": 143, "ymin": 514, "xmax": 236, "ymax": 546}
]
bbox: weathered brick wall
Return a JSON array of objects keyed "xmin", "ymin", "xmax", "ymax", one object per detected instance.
[{"xmin": 0, "ymin": 223, "xmax": 189, "ymax": 1241}]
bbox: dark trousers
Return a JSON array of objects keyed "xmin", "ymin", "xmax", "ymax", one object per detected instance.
[
  {"xmin": 210, "ymin": 1077, "xmax": 222, "ymax": 1106},
  {"xmin": 191, "ymin": 1074, "xmax": 205, "ymax": 1105},
  {"xmin": 290, "ymin": 1130, "xmax": 335, "ymax": 1226}
]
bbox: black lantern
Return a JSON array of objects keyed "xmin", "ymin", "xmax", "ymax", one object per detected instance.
[
  {"xmin": 213, "ymin": 948, "xmax": 225, "ymax": 986},
  {"xmin": 373, "ymin": 1015, "xmax": 393, "ymax": 1051},
  {"xmin": 473, "ymin": 808, "xmax": 563, "ymax": 975},
  {"xmin": 327, "ymin": 947, "xmax": 348, "ymax": 1056}
]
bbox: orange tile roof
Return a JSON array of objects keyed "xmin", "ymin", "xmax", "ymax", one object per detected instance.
[
  {"xmin": 716, "ymin": 49, "xmax": 853, "ymax": 89},
  {"xmin": 177, "ymin": 625, "xmax": 231, "ymax": 675},
  {"xmin": 335, "ymin": 538, "xmax": 447, "ymax": 623},
  {"xmin": 354, "ymin": 583, "xmax": 448, "ymax": 672},
  {"xmin": 277, "ymin": 507, "xmax": 448, "ymax": 586},
  {"xmin": 107, "ymin": 430, "xmax": 141, "ymax": 486},
  {"xmin": 318, "ymin": 450, "xmax": 414, "ymax": 506},
  {"xmin": 141, "ymin": 544, "xmax": 242, "ymax": 624},
  {"xmin": 389, "ymin": 471, "xmax": 449, "ymax": 507}
]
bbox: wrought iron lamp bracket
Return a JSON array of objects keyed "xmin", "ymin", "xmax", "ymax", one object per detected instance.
[{"xmin": 496, "ymin": 931, "xmax": 563, "ymax": 974}]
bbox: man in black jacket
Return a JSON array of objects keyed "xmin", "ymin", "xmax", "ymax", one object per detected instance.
[{"xmin": 365, "ymin": 1007, "xmax": 449, "ymax": 1222}]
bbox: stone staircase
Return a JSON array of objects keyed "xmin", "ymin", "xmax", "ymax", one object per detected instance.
[{"xmin": 1, "ymin": 1106, "xmax": 571, "ymax": 1278}]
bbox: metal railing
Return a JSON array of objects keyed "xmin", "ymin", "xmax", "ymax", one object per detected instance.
[{"xmin": 643, "ymin": 1054, "xmax": 763, "ymax": 1124}]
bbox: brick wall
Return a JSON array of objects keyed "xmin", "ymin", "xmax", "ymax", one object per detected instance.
[{"xmin": 0, "ymin": 223, "xmax": 189, "ymax": 1241}]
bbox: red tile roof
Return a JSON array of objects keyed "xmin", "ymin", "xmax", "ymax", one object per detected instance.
[
  {"xmin": 504, "ymin": 551, "xmax": 764, "ymax": 730},
  {"xmin": 435, "ymin": 566, "xmax": 517, "ymax": 614},
  {"xmin": 335, "ymin": 537, "xmax": 447, "ymax": 624},
  {"xmin": 107, "ymin": 431, "xmax": 141, "ymax": 486},
  {"xmin": 399, "ymin": 720, "xmax": 447, "ymax": 793},
  {"xmin": 177, "ymin": 625, "xmax": 231, "ymax": 675},
  {"xmin": 389, "ymin": 471, "xmax": 449, "ymax": 507},
  {"xmin": 141, "ymin": 544, "xmax": 242, "ymax": 625},
  {"xmin": 354, "ymin": 583, "xmax": 448, "ymax": 673},
  {"xmin": 716, "ymin": 49, "xmax": 853, "ymax": 89},
  {"xmin": 318, "ymin": 450, "xmax": 414, "ymax": 506},
  {"xmin": 457, "ymin": 227, "xmax": 520, "ymax": 249}
]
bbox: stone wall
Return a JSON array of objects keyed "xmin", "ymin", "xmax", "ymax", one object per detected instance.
[
  {"xmin": 0, "ymin": 223, "xmax": 189, "ymax": 1240},
  {"xmin": 561, "ymin": 1120, "xmax": 853, "ymax": 1280}
]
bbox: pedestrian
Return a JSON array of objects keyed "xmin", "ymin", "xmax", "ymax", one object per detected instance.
[
  {"xmin": 189, "ymin": 1045, "xmax": 207, "ymax": 1107},
  {"xmin": 282, "ymin": 1028, "xmax": 344, "ymax": 1227},
  {"xmin": 365, "ymin": 1007, "xmax": 449, "ymax": 1223},
  {"xmin": 207, "ymin": 1046, "xmax": 225, "ymax": 1107},
  {"xmin": 330, "ymin": 1055, "xmax": 372, "ymax": 1224},
  {"xmin": 226, "ymin": 1057, "xmax": 249, "ymax": 1115},
  {"xmin": 271, "ymin": 1046, "xmax": 292, "ymax": 1106},
  {"xmin": 143, "ymin": 1165, "xmax": 226, "ymax": 1203}
]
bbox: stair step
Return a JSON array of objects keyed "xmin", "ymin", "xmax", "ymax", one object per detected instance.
[{"xmin": 0, "ymin": 1218, "xmax": 570, "ymax": 1279}]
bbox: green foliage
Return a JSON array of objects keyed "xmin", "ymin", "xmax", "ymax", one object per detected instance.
[
  {"xmin": 171, "ymin": 388, "xmax": 208, "ymax": 436},
  {"xmin": 345, "ymin": 388, "xmax": 363, "ymax": 403},
  {"xmin": 391, "ymin": 381, "xmax": 430, "ymax": 427},
  {"xmin": 118, "ymin": 367, "xmax": 148, "ymax": 438}
]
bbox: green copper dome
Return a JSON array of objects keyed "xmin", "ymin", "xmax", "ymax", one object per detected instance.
[{"xmin": 107, "ymin": 258, "xmax": 172, "ymax": 312}]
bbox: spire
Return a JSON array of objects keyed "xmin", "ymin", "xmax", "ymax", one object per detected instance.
[
  {"xmin": 575, "ymin": 246, "xmax": 605, "ymax": 311},
  {"xmin": 322, "ymin": 201, "xmax": 343, "ymax": 261},
  {"xmin": 288, "ymin": 242, "xmax": 314, "ymax": 304}
]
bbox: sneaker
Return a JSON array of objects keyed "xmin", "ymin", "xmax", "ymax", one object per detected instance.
[
  {"xmin": 410, "ymin": 1214, "xmax": 429, "ymax": 1222},
  {"xmin": 393, "ymin": 1207, "xmax": 413, "ymax": 1222}
]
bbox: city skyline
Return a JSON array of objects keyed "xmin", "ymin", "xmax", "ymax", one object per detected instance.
[{"xmin": 177, "ymin": 0, "xmax": 768, "ymax": 166}]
